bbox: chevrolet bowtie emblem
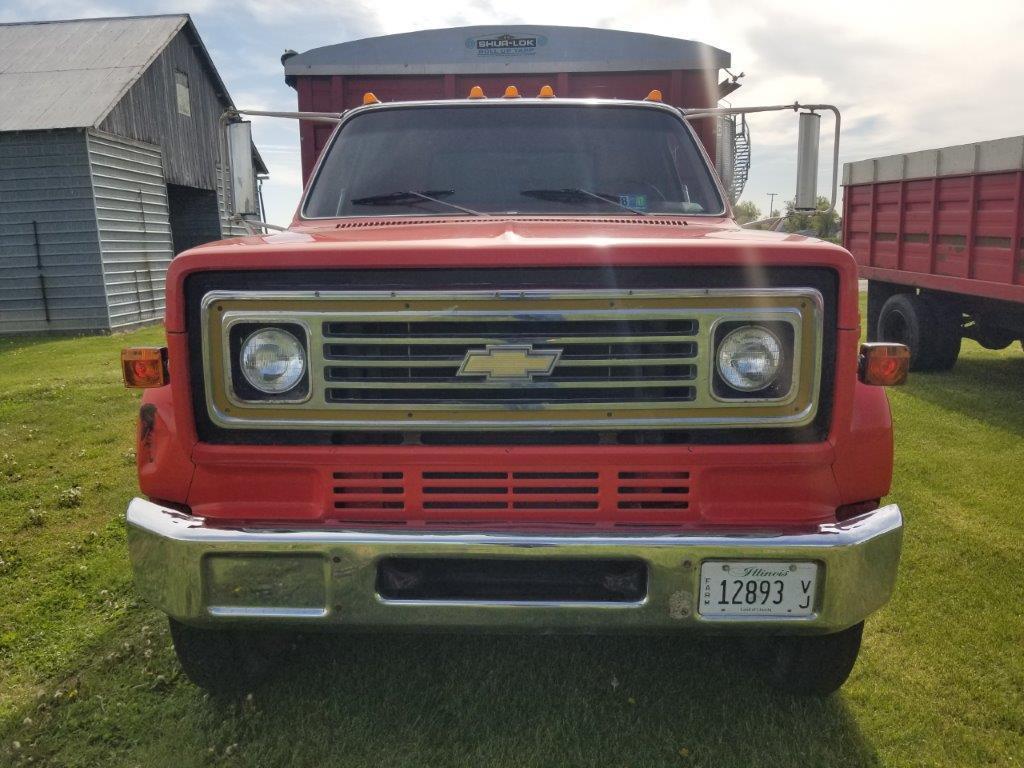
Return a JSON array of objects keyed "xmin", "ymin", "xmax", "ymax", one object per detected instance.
[{"xmin": 457, "ymin": 344, "xmax": 562, "ymax": 381}]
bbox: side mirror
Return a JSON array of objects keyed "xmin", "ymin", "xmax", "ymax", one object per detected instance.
[
  {"xmin": 226, "ymin": 121, "xmax": 258, "ymax": 217},
  {"xmin": 794, "ymin": 111, "xmax": 821, "ymax": 211}
]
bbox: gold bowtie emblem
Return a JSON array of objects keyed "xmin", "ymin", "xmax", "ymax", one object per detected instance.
[{"xmin": 457, "ymin": 344, "xmax": 562, "ymax": 381}]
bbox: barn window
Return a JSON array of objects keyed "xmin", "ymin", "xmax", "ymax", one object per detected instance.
[{"xmin": 175, "ymin": 70, "xmax": 191, "ymax": 116}]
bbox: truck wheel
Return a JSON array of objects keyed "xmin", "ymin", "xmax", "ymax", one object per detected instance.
[
  {"xmin": 766, "ymin": 621, "xmax": 863, "ymax": 696},
  {"xmin": 919, "ymin": 295, "xmax": 961, "ymax": 370},
  {"xmin": 877, "ymin": 293, "xmax": 959, "ymax": 371},
  {"xmin": 972, "ymin": 323, "xmax": 1015, "ymax": 350},
  {"xmin": 168, "ymin": 618, "xmax": 273, "ymax": 694}
]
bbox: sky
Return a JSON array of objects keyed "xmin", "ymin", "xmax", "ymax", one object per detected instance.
[{"xmin": 3, "ymin": 0, "xmax": 1023, "ymax": 224}]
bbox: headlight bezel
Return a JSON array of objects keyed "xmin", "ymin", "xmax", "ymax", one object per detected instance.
[
  {"xmin": 712, "ymin": 320, "xmax": 796, "ymax": 400},
  {"xmin": 227, "ymin": 322, "xmax": 311, "ymax": 402}
]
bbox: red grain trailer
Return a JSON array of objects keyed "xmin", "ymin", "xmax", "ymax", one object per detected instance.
[
  {"xmin": 283, "ymin": 25, "xmax": 742, "ymax": 186},
  {"xmin": 843, "ymin": 136, "xmax": 1024, "ymax": 369}
]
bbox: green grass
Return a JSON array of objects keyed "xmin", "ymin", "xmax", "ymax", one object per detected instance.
[{"xmin": 1, "ymin": 322, "xmax": 1022, "ymax": 767}]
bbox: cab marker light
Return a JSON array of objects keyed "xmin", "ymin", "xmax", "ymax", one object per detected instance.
[
  {"xmin": 645, "ymin": 89, "xmax": 663, "ymax": 102},
  {"xmin": 121, "ymin": 347, "xmax": 169, "ymax": 388},
  {"xmin": 503, "ymin": 85, "xmax": 520, "ymax": 99},
  {"xmin": 538, "ymin": 84, "xmax": 555, "ymax": 98},
  {"xmin": 858, "ymin": 343, "xmax": 910, "ymax": 386},
  {"xmin": 468, "ymin": 85, "xmax": 486, "ymax": 99},
  {"xmin": 362, "ymin": 92, "xmax": 380, "ymax": 105}
]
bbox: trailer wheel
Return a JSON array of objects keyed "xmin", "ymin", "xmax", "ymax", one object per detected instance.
[
  {"xmin": 765, "ymin": 621, "xmax": 864, "ymax": 696},
  {"xmin": 972, "ymin": 323, "xmax": 1016, "ymax": 350},
  {"xmin": 168, "ymin": 618, "xmax": 277, "ymax": 694},
  {"xmin": 919, "ymin": 295, "xmax": 961, "ymax": 370},
  {"xmin": 877, "ymin": 293, "xmax": 959, "ymax": 371}
]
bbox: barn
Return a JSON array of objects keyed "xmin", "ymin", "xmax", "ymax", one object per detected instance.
[{"xmin": 0, "ymin": 14, "xmax": 267, "ymax": 335}]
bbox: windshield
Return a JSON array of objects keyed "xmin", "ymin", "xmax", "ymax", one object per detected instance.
[{"xmin": 302, "ymin": 104, "xmax": 725, "ymax": 218}]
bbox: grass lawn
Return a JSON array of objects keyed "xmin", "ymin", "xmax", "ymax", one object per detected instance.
[{"xmin": 1, "ymin": 320, "xmax": 1022, "ymax": 767}]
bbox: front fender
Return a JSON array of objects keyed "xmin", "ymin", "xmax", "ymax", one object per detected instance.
[
  {"xmin": 830, "ymin": 381, "xmax": 894, "ymax": 504},
  {"xmin": 137, "ymin": 384, "xmax": 196, "ymax": 504}
]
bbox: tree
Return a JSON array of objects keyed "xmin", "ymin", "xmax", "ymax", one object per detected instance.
[
  {"xmin": 733, "ymin": 200, "xmax": 762, "ymax": 224},
  {"xmin": 782, "ymin": 196, "xmax": 841, "ymax": 239}
]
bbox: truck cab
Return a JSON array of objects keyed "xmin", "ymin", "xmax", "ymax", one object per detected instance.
[{"xmin": 124, "ymin": 92, "xmax": 905, "ymax": 696}]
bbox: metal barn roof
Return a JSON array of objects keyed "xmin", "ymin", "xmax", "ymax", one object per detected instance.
[
  {"xmin": 284, "ymin": 25, "xmax": 731, "ymax": 77},
  {"xmin": 0, "ymin": 15, "xmax": 236, "ymax": 133}
]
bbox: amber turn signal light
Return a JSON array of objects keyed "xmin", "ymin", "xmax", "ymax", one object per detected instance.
[
  {"xmin": 122, "ymin": 347, "xmax": 168, "ymax": 388},
  {"xmin": 858, "ymin": 343, "xmax": 909, "ymax": 386}
]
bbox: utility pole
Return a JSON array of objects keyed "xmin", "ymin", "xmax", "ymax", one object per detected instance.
[{"xmin": 767, "ymin": 192, "xmax": 778, "ymax": 218}]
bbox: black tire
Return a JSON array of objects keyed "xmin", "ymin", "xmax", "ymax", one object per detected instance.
[
  {"xmin": 766, "ymin": 621, "xmax": 864, "ymax": 696},
  {"xmin": 972, "ymin": 322, "xmax": 1015, "ymax": 351},
  {"xmin": 877, "ymin": 293, "xmax": 959, "ymax": 371},
  {"xmin": 919, "ymin": 295, "xmax": 961, "ymax": 370},
  {"xmin": 168, "ymin": 618, "xmax": 275, "ymax": 694}
]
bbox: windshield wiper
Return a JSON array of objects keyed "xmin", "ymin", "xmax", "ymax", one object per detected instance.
[
  {"xmin": 350, "ymin": 190, "xmax": 487, "ymax": 217},
  {"xmin": 520, "ymin": 188, "xmax": 648, "ymax": 216}
]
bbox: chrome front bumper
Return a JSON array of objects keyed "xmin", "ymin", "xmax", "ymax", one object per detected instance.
[{"xmin": 126, "ymin": 498, "xmax": 902, "ymax": 635}]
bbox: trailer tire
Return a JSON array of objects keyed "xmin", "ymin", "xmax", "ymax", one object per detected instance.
[
  {"xmin": 877, "ymin": 293, "xmax": 958, "ymax": 371},
  {"xmin": 766, "ymin": 621, "xmax": 864, "ymax": 696},
  {"xmin": 973, "ymin": 323, "xmax": 1015, "ymax": 351},
  {"xmin": 919, "ymin": 295, "xmax": 961, "ymax": 370}
]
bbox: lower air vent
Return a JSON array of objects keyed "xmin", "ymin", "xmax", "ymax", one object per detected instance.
[
  {"xmin": 617, "ymin": 471, "xmax": 690, "ymax": 511},
  {"xmin": 421, "ymin": 471, "xmax": 599, "ymax": 513},
  {"xmin": 333, "ymin": 471, "xmax": 405, "ymax": 513},
  {"xmin": 376, "ymin": 557, "xmax": 647, "ymax": 602}
]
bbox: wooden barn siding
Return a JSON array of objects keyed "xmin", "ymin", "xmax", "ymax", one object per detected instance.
[
  {"xmin": 87, "ymin": 131, "xmax": 173, "ymax": 329},
  {"xmin": 99, "ymin": 28, "xmax": 225, "ymax": 191},
  {"xmin": 0, "ymin": 129, "xmax": 109, "ymax": 334}
]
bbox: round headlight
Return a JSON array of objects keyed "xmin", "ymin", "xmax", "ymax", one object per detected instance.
[
  {"xmin": 716, "ymin": 325, "xmax": 783, "ymax": 392},
  {"xmin": 239, "ymin": 327, "xmax": 306, "ymax": 394}
]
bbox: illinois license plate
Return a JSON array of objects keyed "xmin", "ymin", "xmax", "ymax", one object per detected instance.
[{"xmin": 699, "ymin": 561, "xmax": 818, "ymax": 618}]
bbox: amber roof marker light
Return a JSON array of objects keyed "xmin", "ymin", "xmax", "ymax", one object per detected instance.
[
  {"xmin": 362, "ymin": 92, "xmax": 380, "ymax": 105},
  {"xmin": 468, "ymin": 85, "xmax": 486, "ymax": 99},
  {"xmin": 503, "ymin": 85, "xmax": 521, "ymax": 99},
  {"xmin": 538, "ymin": 84, "xmax": 555, "ymax": 98},
  {"xmin": 644, "ymin": 89, "xmax": 664, "ymax": 102},
  {"xmin": 859, "ymin": 343, "xmax": 910, "ymax": 386},
  {"xmin": 122, "ymin": 347, "xmax": 169, "ymax": 388}
]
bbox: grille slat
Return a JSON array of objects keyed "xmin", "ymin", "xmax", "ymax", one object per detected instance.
[
  {"xmin": 328, "ymin": 466, "xmax": 693, "ymax": 526},
  {"xmin": 319, "ymin": 305, "xmax": 703, "ymax": 408},
  {"xmin": 324, "ymin": 333, "xmax": 697, "ymax": 346}
]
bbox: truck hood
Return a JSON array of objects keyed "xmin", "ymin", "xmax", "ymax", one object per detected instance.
[
  {"xmin": 165, "ymin": 217, "xmax": 859, "ymax": 333},
  {"xmin": 196, "ymin": 216, "xmax": 827, "ymax": 252}
]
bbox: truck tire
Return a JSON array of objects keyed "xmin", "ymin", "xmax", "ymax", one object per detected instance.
[
  {"xmin": 168, "ymin": 618, "xmax": 273, "ymax": 694},
  {"xmin": 973, "ymin": 323, "xmax": 1015, "ymax": 350},
  {"xmin": 919, "ymin": 295, "xmax": 961, "ymax": 370},
  {"xmin": 877, "ymin": 293, "xmax": 959, "ymax": 371},
  {"xmin": 766, "ymin": 621, "xmax": 863, "ymax": 696}
]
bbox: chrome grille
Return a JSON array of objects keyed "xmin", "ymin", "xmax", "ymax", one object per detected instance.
[
  {"xmin": 201, "ymin": 288, "xmax": 823, "ymax": 431},
  {"xmin": 322, "ymin": 316, "xmax": 698, "ymax": 405}
]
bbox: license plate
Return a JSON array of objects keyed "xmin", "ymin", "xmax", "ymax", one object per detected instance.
[{"xmin": 699, "ymin": 561, "xmax": 818, "ymax": 618}]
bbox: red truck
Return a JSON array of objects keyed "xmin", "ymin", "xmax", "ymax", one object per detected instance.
[
  {"xmin": 122, "ymin": 80, "xmax": 909, "ymax": 697},
  {"xmin": 844, "ymin": 136, "xmax": 1024, "ymax": 368}
]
